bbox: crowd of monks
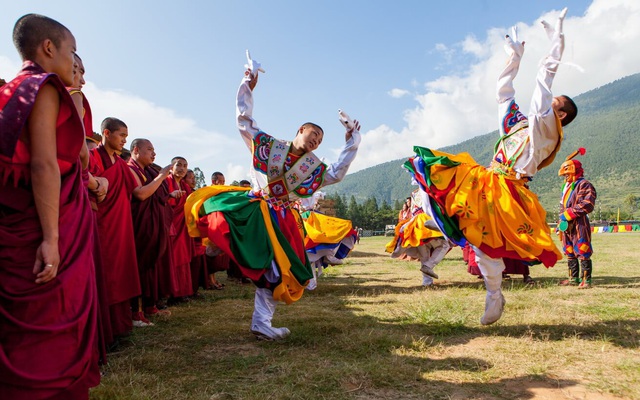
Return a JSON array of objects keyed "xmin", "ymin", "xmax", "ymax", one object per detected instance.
[
  {"xmin": 87, "ymin": 123, "xmax": 247, "ymax": 356},
  {"xmin": 0, "ymin": 14, "xmax": 253, "ymax": 399}
]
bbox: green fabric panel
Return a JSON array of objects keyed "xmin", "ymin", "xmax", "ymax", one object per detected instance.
[
  {"xmin": 203, "ymin": 192, "xmax": 275, "ymax": 270},
  {"xmin": 403, "ymin": 146, "xmax": 465, "ymax": 244},
  {"xmin": 202, "ymin": 191, "xmax": 312, "ymax": 283},
  {"xmin": 201, "ymin": 190, "xmax": 252, "ymax": 215}
]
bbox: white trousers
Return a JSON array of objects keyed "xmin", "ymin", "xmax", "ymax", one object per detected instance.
[
  {"xmin": 252, "ymin": 287, "xmax": 278, "ymax": 328},
  {"xmin": 472, "ymin": 245, "xmax": 504, "ymax": 293}
]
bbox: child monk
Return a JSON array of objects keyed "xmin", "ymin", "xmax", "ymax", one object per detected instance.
[{"xmin": 0, "ymin": 13, "xmax": 100, "ymax": 398}]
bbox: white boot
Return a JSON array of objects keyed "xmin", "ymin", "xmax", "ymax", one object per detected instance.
[
  {"xmin": 480, "ymin": 290, "xmax": 506, "ymax": 325},
  {"xmin": 325, "ymin": 255, "xmax": 344, "ymax": 265},
  {"xmin": 250, "ymin": 288, "xmax": 290, "ymax": 340},
  {"xmin": 416, "ymin": 241, "xmax": 441, "ymax": 279},
  {"xmin": 422, "ymin": 273, "xmax": 434, "ymax": 287},
  {"xmin": 473, "ymin": 246, "xmax": 506, "ymax": 325},
  {"xmin": 420, "ymin": 264, "xmax": 439, "ymax": 279}
]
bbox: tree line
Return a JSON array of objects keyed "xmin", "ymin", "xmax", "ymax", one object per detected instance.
[{"xmin": 326, "ymin": 194, "xmax": 399, "ymax": 231}]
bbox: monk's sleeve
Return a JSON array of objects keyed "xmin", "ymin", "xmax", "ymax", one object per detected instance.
[
  {"xmin": 322, "ymin": 129, "xmax": 361, "ymax": 187},
  {"xmin": 88, "ymin": 148, "xmax": 103, "ymax": 176},
  {"xmin": 236, "ymin": 76, "xmax": 261, "ymax": 151}
]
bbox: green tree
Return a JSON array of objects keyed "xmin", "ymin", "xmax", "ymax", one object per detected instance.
[
  {"xmin": 624, "ymin": 194, "xmax": 639, "ymax": 216},
  {"xmin": 330, "ymin": 194, "xmax": 347, "ymax": 218},
  {"xmin": 347, "ymin": 196, "xmax": 362, "ymax": 228},
  {"xmin": 376, "ymin": 200, "xmax": 396, "ymax": 228},
  {"xmin": 393, "ymin": 198, "xmax": 402, "ymax": 211},
  {"xmin": 193, "ymin": 167, "xmax": 206, "ymax": 189}
]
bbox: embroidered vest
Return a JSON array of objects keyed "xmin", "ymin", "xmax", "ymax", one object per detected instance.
[
  {"xmin": 252, "ymin": 131, "xmax": 326, "ymax": 199},
  {"xmin": 493, "ymin": 100, "xmax": 564, "ymax": 172},
  {"xmin": 493, "ymin": 120, "xmax": 529, "ymax": 168}
]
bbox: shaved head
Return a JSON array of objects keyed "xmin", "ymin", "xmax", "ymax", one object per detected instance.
[
  {"xmin": 130, "ymin": 138, "xmax": 151, "ymax": 152},
  {"xmin": 13, "ymin": 14, "xmax": 70, "ymax": 61},
  {"xmin": 101, "ymin": 117, "xmax": 127, "ymax": 133}
]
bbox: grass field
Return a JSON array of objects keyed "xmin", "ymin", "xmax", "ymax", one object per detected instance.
[{"xmin": 91, "ymin": 233, "xmax": 640, "ymax": 400}]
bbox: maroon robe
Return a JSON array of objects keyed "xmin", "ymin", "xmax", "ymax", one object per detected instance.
[
  {"xmin": 0, "ymin": 61, "xmax": 100, "ymax": 399},
  {"xmin": 74, "ymin": 89, "xmax": 112, "ymax": 363},
  {"xmin": 167, "ymin": 176, "xmax": 194, "ymax": 297},
  {"xmin": 128, "ymin": 160, "xmax": 172, "ymax": 304},
  {"xmin": 191, "ymin": 237, "xmax": 211, "ymax": 292},
  {"xmin": 89, "ymin": 144, "xmax": 140, "ymax": 336}
]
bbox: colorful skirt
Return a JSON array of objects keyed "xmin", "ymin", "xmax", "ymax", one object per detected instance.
[
  {"xmin": 405, "ymin": 146, "xmax": 561, "ymax": 267},
  {"xmin": 385, "ymin": 213, "xmax": 444, "ymax": 255},
  {"xmin": 302, "ymin": 211, "xmax": 357, "ymax": 264},
  {"xmin": 185, "ymin": 186, "xmax": 313, "ymax": 304}
]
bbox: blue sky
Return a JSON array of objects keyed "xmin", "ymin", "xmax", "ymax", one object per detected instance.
[{"xmin": 1, "ymin": 1, "xmax": 638, "ymax": 182}]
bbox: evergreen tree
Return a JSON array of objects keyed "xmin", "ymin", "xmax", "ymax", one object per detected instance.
[
  {"xmin": 347, "ymin": 196, "xmax": 362, "ymax": 228},
  {"xmin": 331, "ymin": 194, "xmax": 347, "ymax": 218},
  {"xmin": 193, "ymin": 167, "xmax": 206, "ymax": 189}
]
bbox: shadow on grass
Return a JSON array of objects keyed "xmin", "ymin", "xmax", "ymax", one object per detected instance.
[
  {"xmin": 349, "ymin": 250, "xmax": 387, "ymax": 258},
  {"xmin": 349, "ymin": 374, "xmax": 583, "ymax": 400},
  {"xmin": 506, "ymin": 275, "xmax": 640, "ymax": 289},
  {"xmin": 359, "ymin": 304, "xmax": 640, "ymax": 349},
  {"xmin": 311, "ymin": 274, "xmax": 640, "ymax": 350}
]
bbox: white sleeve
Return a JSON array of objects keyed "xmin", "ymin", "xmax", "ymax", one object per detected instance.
[
  {"xmin": 236, "ymin": 76, "xmax": 261, "ymax": 151},
  {"xmin": 523, "ymin": 28, "xmax": 565, "ymax": 175},
  {"xmin": 496, "ymin": 47, "xmax": 523, "ymax": 137},
  {"xmin": 321, "ymin": 130, "xmax": 361, "ymax": 187},
  {"xmin": 529, "ymin": 28, "xmax": 564, "ymax": 122}
]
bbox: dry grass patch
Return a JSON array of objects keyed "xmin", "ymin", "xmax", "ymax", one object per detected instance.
[{"xmin": 91, "ymin": 233, "xmax": 640, "ymax": 399}]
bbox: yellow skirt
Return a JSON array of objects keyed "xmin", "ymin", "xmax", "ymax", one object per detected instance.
[{"xmin": 406, "ymin": 147, "xmax": 561, "ymax": 267}]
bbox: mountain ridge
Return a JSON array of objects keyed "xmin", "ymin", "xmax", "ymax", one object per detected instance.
[{"xmin": 325, "ymin": 73, "xmax": 640, "ymax": 215}]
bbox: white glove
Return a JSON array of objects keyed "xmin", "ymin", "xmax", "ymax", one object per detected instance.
[
  {"xmin": 541, "ymin": 7, "xmax": 567, "ymax": 61},
  {"xmin": 338, "ymin": 109, "xmax": 355, "ymax": 130},
  {"xmin": 244, "ymin": 49, "xmax": 265, "ymax": 77},
  {"xmin": 504, "ymin": 26, "xmax": 524, "ymax": 59}
]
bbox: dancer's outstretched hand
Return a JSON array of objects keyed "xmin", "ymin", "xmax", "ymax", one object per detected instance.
[
  {"xmin": 541, "ymin": 7, "xmax": 567, "ymax": 60},
  {"xmin": 244, "ymin": 69, "xmax": 259, "ymax": 91},
  {"xmin": 504, "ymin": 26, "xmax": 524, "ymax": 58},
  {"xmin": 244, "ymin": 50, "xmax": 265, "ymax": 77},
  {"xmin": 541, "ymin": 7, "xmax": 567, "ymax": 41},
  {"xmin": 345, "ymin": 120, "xmax": 360, "ymax": 142}
]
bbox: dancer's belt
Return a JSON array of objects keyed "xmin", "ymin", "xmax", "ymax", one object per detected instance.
[
  {"xmin": 488, "ymin": 161, "xmax": 529, "ymax": 181},
  {"xmin": 263, "ymin": 194, "xmax": 297, "ymax": 210}
]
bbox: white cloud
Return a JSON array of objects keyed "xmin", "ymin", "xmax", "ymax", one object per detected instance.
[
  {"xmin": 461, "ymin": 34, "xmax": 486, "ymax": 58},
  {"xmin": 84, "ymin": 82, "xmax": 250, "ymax": 181},
  {"xmin": 345, "ymin": 0, "xmax": 640, "ymax": 173},
  {"xmin": 388, "ymin": 88, "xmax": 410, "ymax": 98},
  {"xmin": 3, "ymin": 0, "xmax": 639, "ymax": 180},
  {"xmin": 1, "ymin": 56, "xmax": 249, "ymax": 182},
  {"xmin": 433, "ymin": 42, "xmax": 455, "ymax": 64},
  {"xmin": 0, "ymin": 56, "xmax": 20, "ymax": 80}
]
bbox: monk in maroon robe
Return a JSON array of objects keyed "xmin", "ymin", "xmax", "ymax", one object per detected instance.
[
  {"xmin": 68, "ymin": 53, "xmax": 113, "ymax": 362},
  {"xmin": 128, "ymin": 139, "xmax": 175, "ymax": 316},
  {"xmin": 89, "ymin": 117, "xmax": 141, "ymax": 336},
  {"xmin": 0, "ymin": 14, "xmax": 99, "ymax": 399},
  {"xmin": 167, "ymin": 157, "xmax": 194, "ymax": 299}
]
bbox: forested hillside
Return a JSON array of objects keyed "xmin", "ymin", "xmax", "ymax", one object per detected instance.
[{"xmin": 326, "ymin": 73, "xmax": 640, "ymax": 218}]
